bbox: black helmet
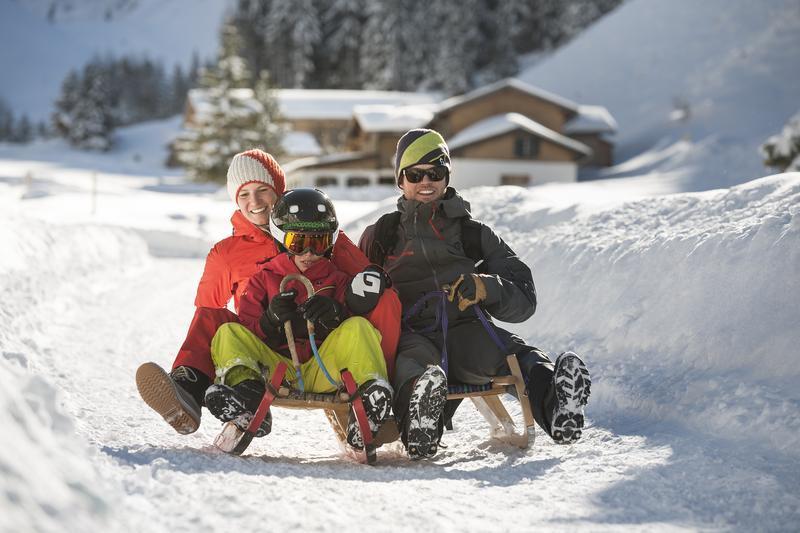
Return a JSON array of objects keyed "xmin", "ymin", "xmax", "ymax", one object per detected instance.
[{"xmin": 270, "ymin": 188, "xmax": 338, "ymax": 254}]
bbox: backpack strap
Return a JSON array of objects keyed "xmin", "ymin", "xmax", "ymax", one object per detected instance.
[{"xmin": 367, "ymin": 211, "xmax": 402, "ymax": 266}]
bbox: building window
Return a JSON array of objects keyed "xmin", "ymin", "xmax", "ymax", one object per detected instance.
[
  {"xmin": 315, "ymin": 176, "xmax": 338, "ymax": 187},
  {"xmin": 346, "ymin": 176, "xmax": 370, "ymax": 187},
  {"xmin": 501, "ymin": 175, "xmax": 530, "ymax": 187},
  {"xmin": 378, "ymin": 176, "xmax": 396, "ymax": 185},
  {"xmin": 514, "ymin": 135, "xmax": 540, "ymax": 158}
]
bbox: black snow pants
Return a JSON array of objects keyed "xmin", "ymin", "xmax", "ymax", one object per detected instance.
[{"xmin": 392, "ymin": 319, "xmax": 558, "ymax": 439}]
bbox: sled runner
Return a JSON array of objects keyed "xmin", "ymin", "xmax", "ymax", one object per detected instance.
[
  {"xmin": 445, "ymin": 354, "xmax": 536, "ymax": 449},
  {"xmin": 213, "ymin": 273, "xmax": 390, "ymax": 464}
]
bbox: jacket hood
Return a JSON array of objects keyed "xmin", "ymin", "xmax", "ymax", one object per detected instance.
[
  {"xmin": 231, "ymin": 210, "xmax": 272, "ymax": 243},
  {"xmin": 396, "ymin": 187, "xmax": 472, "ymax": 220}
]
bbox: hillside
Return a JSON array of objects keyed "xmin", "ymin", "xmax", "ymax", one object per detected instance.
[{"xmin": 520, "ymin": 0, "xmax": 800, "ymax": 189}]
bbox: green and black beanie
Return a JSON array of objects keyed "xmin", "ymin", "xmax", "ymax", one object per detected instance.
[{"xmin": 394, "ymin": 128, "xmax": 451, "ymax": 186}]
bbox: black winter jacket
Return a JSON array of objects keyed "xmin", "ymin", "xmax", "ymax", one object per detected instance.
[{"xmin": 359, "ymin": 188, "xmax": 537, "ymax": 330}]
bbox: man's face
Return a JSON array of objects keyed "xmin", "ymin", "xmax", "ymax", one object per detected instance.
[
  {"xmin": 237, "ymin": 182, "xmax": 278, "ymax": 227},
  {"xmin": 399, "ymin": 164, "xmax": 447, "ymax": 203}
]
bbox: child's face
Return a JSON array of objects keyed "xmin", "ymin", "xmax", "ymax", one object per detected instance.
[{"xmin": 292, "ymin": 251, "xmax": 323, "ymax": 272}]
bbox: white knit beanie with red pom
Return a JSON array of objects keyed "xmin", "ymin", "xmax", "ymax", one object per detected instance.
[{"xmin": 226, "ymin": 149, "xmax": 286, "ymax": 202}]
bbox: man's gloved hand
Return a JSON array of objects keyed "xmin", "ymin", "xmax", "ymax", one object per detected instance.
[
  {"xmin": 346, "ymin": 265, "xmax": 391, "ymax": 315},
  {"xmin": 266, "ymin": 289, "xmax": 299, "ymax": 326},
  {"xmin": 299, "ymin": 295, "xmax": 343, "ymax": 329},
  {"xmin": 447, "ymin": 274, "xmax": 488, "ymax": 311}
]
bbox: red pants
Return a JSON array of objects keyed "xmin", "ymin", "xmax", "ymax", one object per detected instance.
[{"xmin": 172, "ymin": 290, "xmax": 401, "ymax": 380}]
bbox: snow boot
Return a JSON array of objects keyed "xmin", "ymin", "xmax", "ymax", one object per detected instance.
[
  {"xmin": 404, "ymin": 366, "xmax": 447, "ymax": 460},
  {"xmin": 136, "ymin": 363, "xmax": 208, "ymax": 434},
  {"xmin": 204, "ymin": 380, "xmax": 272, "ymax": 438},
  {"xmin": 551, "ymin": 352, "xmax": 591, "ymax": 444},
  {"xmin": 345, "ymin": 378, "xmax": 393, "ymax": 450}
]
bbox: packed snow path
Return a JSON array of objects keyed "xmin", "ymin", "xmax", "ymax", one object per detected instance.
[
  {"xmin": 2, "ymin": 174, "xmax": 799, "ymax": 532},
  {"xmin": 18, "ymin": 256, "xmax": 798, "ymax": 532}
]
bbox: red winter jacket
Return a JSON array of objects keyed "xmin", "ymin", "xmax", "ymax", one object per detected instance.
[
  {"xmin": 195, "ymin": 210, "xmax": 372, "ymax": 312},
  {"xmin": 239, "ymin": 253, "xmax": 350, "ymax": 363},
  {"xmin": 183, "ymin": 209, "xmax": 400, "ymax": 376}
]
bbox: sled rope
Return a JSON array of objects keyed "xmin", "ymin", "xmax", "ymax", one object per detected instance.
[
  {"xmin": 403, "ymin": 288, "xmax": 509, "ymax": 378},
  {"xmin": 280, "ymin": 274, "xmax": 339, "ymax": 392}
]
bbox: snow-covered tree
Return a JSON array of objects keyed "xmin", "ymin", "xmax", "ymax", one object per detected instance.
[
  {"xmin": 425, "ymin": 0, "xmax": 481, "ymax": 95},
  {"xmin": 360, "ymin": 0, "xmax": 405, "ymax": 90},
  {"xmin": 265, "ymin": 0, "xmax": 321, "ymax": 87},
  {"xmin": 761, "ymin": 111, "xmax": 800, "ymax": 172},
  {"xmin": 173, "ymin": 19, "xmax": 283, "ymax": 183},
  {"xmin": 52, "ymin": 64, "xmax": 114, "ymax": 151},
  {"xmin": 317, "ymin": 0, "xmax": 365, "ymax": 88}
]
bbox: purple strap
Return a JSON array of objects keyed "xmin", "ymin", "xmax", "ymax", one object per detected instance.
[{"xmin": 403, "ymin": 290, "xmax": 507, "ymax": 377}]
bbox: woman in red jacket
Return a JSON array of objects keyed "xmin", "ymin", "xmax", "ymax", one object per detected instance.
[
  {"xmin": 136, "ymin": 150, "xmax": 400, "ymax": 436},
  {"xmin": 205, "ymin": 189, "xmax": 392, "ymax": 449}
]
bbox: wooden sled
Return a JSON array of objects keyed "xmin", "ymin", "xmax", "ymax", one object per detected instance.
[
  {"xmin": 214, "ymin": 273, "xmax": 391, "ymax": 464},
  {"xmin": 213, "ymin": 274, "xmax": 535, "ymax": 462}
]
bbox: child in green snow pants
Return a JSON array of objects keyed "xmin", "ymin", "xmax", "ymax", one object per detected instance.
[{"xmin": 210, "ymin": 316, "xmax": 388, "ymax": 391}]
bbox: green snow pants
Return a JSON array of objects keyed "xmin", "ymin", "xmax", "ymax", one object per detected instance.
[{"xmin": 210, "ymin": 317, "xmax": 388, "ymax": 392}]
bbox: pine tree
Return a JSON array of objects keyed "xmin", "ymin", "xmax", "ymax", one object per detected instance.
[
  {"xmin": 360, "ymin": 0, "xmax": 404, "ymax": 90},
  {"xmin": 14, "ymin": 115, "xmax": 33, "ymax": 143},
  {"xmin": 761, "ymin": 111, "xmax": 800, "ymax": 171},
  {"xmin": 173, "ymin": 18, "xmax": 283, "ymax": 182},
  {"xmin": 265, "ymin": 0, "xmax": 321, "ymax": 87},
  {"xmin": 426, "ymin": 0, "xmax": 480, "ymax": 95},
  {"xmin": 317, "ymin": 0, "xmax": 365, "ymax": 88},
  {"xmin": 0, "ymin": 98, "xmax": 13, "ymax": 141}
]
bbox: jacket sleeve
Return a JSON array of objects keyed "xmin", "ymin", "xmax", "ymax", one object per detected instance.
[
  {"xmin": 194, "ymin": 244, "xmax": 233, "ymax": 308},
  {"xmin": 475, "ymin": 224, "xmax": 537, "ymax": 323},
  {"xmin": 238, "ymin": 271, "xmax": 271, "ymax": 338},
  {"xmin": 357, "ymin": 224, "xmax": 377, "ymax": 260}
]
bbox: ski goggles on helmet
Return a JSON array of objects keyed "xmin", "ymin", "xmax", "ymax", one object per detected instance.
[
  {"xmin": 402, "ymin": 165, "xmax": 449, "ymax": 184},
  {"xmin": 282, "ymin": 230, "xmax": 334, "ymax": 256}
]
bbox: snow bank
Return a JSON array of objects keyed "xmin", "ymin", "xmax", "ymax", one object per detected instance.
[
  {"xmin": 463, "ymin": 173, "xmax": 800, "ymax": 455},
  {"xmin": 0, "ymin": 215, "xmax": 151, "ymax": 532}
]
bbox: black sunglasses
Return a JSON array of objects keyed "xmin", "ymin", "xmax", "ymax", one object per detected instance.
[{"xmin": 402, "ymin": 166, "xmax": 449, "ymax": 184}]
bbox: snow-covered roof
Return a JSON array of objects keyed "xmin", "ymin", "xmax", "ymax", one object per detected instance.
[
  {"xmin": 448, "ymin": 113, "xmax": 592, "ymax": 157},
  {"xmin": 564, "ymin": 105, "xmax": 618, "ymax": 135},
  {"xmin": 281, "ymin": 130, "xmax": 322, "ymax": 157},
  {"xmin": 276, "ymin": 90, "xmax": 439, "ymax": 121},
  {"xmin": 436, "ymin": 78, "xmax": 580, "ymax": 115},
  {"xmin": 189, "ymin": 88, "xmax": 440, "ymax": 122},
  {"xmin": 282, "ymin": 151, "xmax": 374, "ymax": 173},
  {"xmin": 352, "ymin": 104, "xmax": 436, "ymax": 133}
]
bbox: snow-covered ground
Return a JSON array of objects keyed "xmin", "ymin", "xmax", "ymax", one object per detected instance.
[{"xmin": 1, "ymin": 118, "xmax": 799, "ymax": 532}]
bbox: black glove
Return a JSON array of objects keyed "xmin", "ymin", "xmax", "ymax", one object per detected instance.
[
  {"xmin": 299, "ymin": 295, "xmax": 343, "ymax": 329},
  {"xmin": 265, "ymin": 289, "xmax": 299, "ymax": 327},
  {"xmin": 345, "ymin": 265, "xmax": 390, "ymax": 315},
  {"xmin": 456, "ymin": 275, "xmax": 478, "ymax": 300}
]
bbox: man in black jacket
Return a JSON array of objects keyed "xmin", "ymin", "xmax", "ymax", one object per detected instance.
[{"xmin": 359, "ymin": 128, "xmax": 591, "ymax": 460}]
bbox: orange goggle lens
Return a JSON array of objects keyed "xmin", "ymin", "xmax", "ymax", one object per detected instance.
[{"xmin": 283, "ymin": 231, "xmax": 334, "ymax": 256}]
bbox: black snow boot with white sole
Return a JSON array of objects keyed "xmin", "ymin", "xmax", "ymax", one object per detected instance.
[
  {"xmin": 204, "ymin": 380, "xmax": 272, "ymax": 437},
  {"xmin": 404, "ymin": 366, "xmax": 447, "ymax": 460},
  {"xmin": 551, "ymin": 352, "xmax": 591, "ymax": 444},
  {"xmin": 346, "ymin": 378, "xmax": 393, "ymax": 450}
]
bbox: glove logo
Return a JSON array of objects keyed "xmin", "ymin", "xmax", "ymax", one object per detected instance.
[{"xmin": 351, "ymin": 272, "xmax": 382, "ymax": 297}]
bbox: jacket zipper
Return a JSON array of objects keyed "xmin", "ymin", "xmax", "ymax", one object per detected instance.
[{"xmin": 415, "ymin": 210, "xmax": 441, "ymax": 291}]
